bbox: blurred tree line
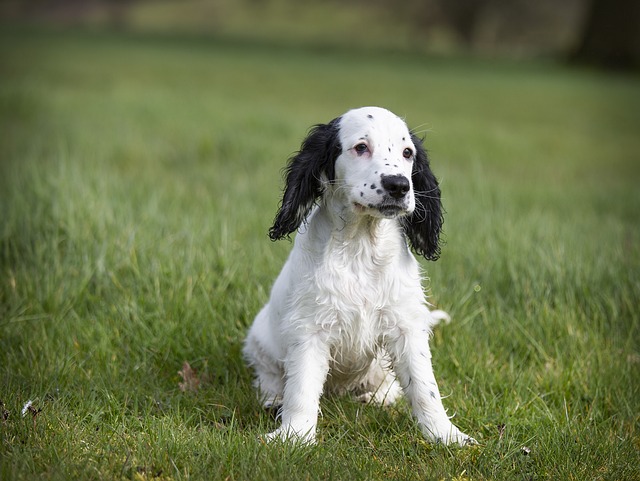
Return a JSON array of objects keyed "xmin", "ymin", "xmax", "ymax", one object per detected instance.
[
  {"xmin": 3, "ymin": 0, "xmax": 639, "ymax": 69},
  {"xmin": 397, "ymin": 0, "xmax": 639, "ymax": 69}
]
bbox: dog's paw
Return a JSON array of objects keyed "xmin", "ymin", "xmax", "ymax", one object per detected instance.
[
  {"xmin": 423, "ymin": 423, "xmax": 477, "ymax": 447},
  {"xmin": 355, "ymin": 388, "xmax": 401, "ymax": 406},
  {"xmin": 261, "ymin": 426, "xmax": 316, "ymax": 445},
  {"xmin": 262, "ymin": 397, "xmax": 283, "ymax": 419},
  {"xmin": 355, "ymin": 391, "xmax": 375, "ymax": 404},
  {"xmin": 260, "ymin": 394, "xmax": 283, "ymax": 410},
  {"xmin": 446, "ymin": 430, "xmax": 477, "ymax": 447}
]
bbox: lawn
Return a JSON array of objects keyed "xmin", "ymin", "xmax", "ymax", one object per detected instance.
[{"xmin": 1, "ymin": 27, "xmax": 639, "ymax": 480}]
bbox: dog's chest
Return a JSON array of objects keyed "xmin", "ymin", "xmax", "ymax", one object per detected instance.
[{"xmin": 313, "ymin": 239, "xmax": 403, "ymax": 349}]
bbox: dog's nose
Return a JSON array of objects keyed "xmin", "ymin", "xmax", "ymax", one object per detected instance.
[{"xmin": 381, "ymin": 175, "xmax": 410, "ymax": 199}]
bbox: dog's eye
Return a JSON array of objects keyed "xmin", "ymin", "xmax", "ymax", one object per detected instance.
[
  {"xmin": 354, "ymin": 143, "xmax": 369, "ymax": 155},
  {"xmin": 403, "ymin": 148, "xmax": 413, "ymax": 159}
]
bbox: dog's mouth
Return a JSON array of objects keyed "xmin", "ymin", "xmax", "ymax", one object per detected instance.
[{"xmin": 354, "ymin": 201, "xmax": 408, "ymax": 218}]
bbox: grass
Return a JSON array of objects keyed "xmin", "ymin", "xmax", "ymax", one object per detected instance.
[{"xmin": 1, "ymin": 27, "xmax": 639, "ymax": 480}]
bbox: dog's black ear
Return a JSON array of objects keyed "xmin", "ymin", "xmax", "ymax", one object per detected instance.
[
  {"xmin": 403, "ymin": 134, "xmax": 444, "ymax": 261},
  {"xmin": 269, "ymin": 117, "xmax": 342, "ymax": 241}
]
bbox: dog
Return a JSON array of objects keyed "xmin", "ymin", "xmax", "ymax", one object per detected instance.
[{"xmin": 243, "ymin": 106, "xmax": 474, "ymax": 445}]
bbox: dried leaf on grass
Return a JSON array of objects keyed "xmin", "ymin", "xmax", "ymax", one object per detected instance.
[{"xmin": 178, "ymin": 361, "xmax": 201, "ymax": 393}]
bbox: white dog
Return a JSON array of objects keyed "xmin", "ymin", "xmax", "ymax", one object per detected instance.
[{"xmin": 243, "ymin": 106, "xmax": 474, "ymax": 445}]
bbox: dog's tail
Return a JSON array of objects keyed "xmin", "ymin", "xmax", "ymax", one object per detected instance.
[{"xmin": 430, "ymin": 309, "xmax": 451, "ymax": 326}]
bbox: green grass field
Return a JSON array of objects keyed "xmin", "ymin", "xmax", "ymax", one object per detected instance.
[{"xmin": 1, "ymin": 27, "xmax": 639, "ymax": 480}]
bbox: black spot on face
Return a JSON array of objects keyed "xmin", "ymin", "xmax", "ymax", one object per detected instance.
[
  {"xmin": 360, "ymin": 192, "xmax": 364, "ymax": 197},
  {"xmin": 370, "ymin": 184, "xmax": 377, "ymax": 189},
  {"xmin": 376, "ymin": 189, "xmax": 383, "ymax": 194},
  {"xmin": 367, "ymin": 114, "xmax": 373, "ymax": 119}
]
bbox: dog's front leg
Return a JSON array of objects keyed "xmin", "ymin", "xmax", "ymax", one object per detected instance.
[
  {"xmin": 265, "ymin": 334, "xmax": 330, "ymax": 444},
  {"xmin": 388, "ymin": 328, "xmax": 475, "ymax": 446}
]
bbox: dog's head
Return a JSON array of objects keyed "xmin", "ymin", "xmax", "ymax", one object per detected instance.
[{"xmin": 269, "ymin": 106, "xmax": 444, "ymax": 261}]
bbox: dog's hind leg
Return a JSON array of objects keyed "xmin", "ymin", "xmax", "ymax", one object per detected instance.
[
  {"xmin": 254, "ymin": 357, "xmax": 285, "ymax": 410},
  {"xmin": 243, "ymin": 311, "xmax": 285, "ymax": 409},
  {"xmin": 355, "ymin": 354, "xmax": 403, "ymax": 406}
]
